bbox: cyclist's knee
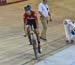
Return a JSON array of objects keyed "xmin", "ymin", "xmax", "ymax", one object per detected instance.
[
  {"xmin": 36, "ymin": 31, "xmax": 39, "ymax": 35},
  {"xmin": 26, "ymin": 26, "xmax": 31, "ymax": 32}
]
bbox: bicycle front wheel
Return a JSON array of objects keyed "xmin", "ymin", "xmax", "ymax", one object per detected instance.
[{"xmin": 32, "ymin": 39, "xmax": 38, "ymax": 59}]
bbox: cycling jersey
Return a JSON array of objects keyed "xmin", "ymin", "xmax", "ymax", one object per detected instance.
[{"xmin": 23, "ymin": 11, "xmax": 38, "ymax": 29}]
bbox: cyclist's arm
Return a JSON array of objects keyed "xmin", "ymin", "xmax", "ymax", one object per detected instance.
[
  {"xmin": 34, "ymin": 13, "xmax": 39, "ymax": 28},
  {"xmin": 23, "ymin": 13, "xmax": 27, "ymax": 31},
  {"xmin": 24, "ymin": 20, "xmax": 27, "ymax": 31}
]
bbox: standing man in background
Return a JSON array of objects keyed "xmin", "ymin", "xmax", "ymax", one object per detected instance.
[{"xmin": 38, "ymin": 0, "xmax": 52, "ymax": 41}]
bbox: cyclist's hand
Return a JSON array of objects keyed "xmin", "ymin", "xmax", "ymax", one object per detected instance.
[{"xmin": 37, "ymin": 25, "xmax": 39, "ymax": 29}]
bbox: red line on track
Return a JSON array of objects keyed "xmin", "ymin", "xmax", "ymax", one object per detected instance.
[{"xmin": 0, "ymin": 0, "xmax": 28, "ymax": 6}]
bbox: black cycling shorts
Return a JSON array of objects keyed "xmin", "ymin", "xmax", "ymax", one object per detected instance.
[{"xmin": 26, "ymin": 19, "xmax": 37, "ymax": 29}]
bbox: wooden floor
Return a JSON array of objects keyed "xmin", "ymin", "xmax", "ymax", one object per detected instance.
[
  {"xmin": 0, "ymin": 0, "xmax": 75, "ymax": 65},
  {"xmin": 0, "ymin": 23, "xmax": 71, "ymax": 65}
]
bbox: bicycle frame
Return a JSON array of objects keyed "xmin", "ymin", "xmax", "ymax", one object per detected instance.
[{"xmin": 26, "ymin": 25, "xmax": 39, "ymax": 59}]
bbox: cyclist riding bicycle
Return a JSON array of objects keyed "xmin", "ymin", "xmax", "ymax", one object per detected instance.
[{"xmin": 23, "ymin": 5, "xmax": 41, "ymax": 53}]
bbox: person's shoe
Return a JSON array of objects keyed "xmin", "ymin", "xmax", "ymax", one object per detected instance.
[
  {"xmin": 40, "ymin": 37, "xmax": 47, "ymax": 41},
  {"xmin": 66, "ymin": 40, "xmax": 74, "ymax": 44},
  {"xmin": 71, "ymin": 40, "xmax": 74, "ymax": 44},
  {"xmin": 24, "ymin": 34, "xmax": 27, "ymax": 37}
]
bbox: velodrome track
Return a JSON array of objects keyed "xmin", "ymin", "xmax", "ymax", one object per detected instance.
[{"xmin": 0, "ymin": 0, "xmax": 75, "ymax": 65}]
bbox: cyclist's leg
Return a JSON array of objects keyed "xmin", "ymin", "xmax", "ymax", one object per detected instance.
[
  {"xmin": 27, "ymin": 26, "xmax": 33, "ymax": 45},
  {"xmin": 26, "ymin": 22, "xmax": 33, "ymax": 45},
  {"xmin": 34, "ymin": 29, "xmax": 42, "ymax": 53},
  {"xmin": 24, "ymin": 25, "xmax": 28, "ymax": 37},
  {"xmin": 32, "ymin": 21, "xmax": 40, "ymax": 43},
  {"xmin": 34, "ymin": 29, "xmax": 40, "ymax": 43},
  {"xmin": 32, "ymin": 21, "xmax": 41, "ymax": 53}
]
